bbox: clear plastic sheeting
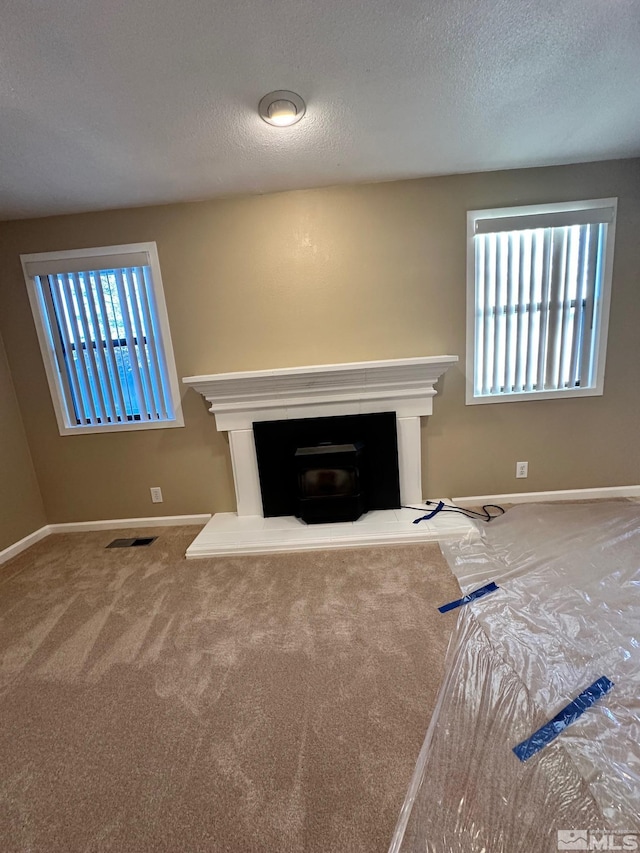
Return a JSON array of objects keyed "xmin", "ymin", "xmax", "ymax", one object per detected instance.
[{"xmin": 390, "ymin": 501, "xmax": 640, "ymax": 853}]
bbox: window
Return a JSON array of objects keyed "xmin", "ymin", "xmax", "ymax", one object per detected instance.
[
  {"xmin": 466, "ymin": 198, "xmax": 617, "ymax": 404},
  {"xmin": 21, "ymin": 242, "xmax": 184, "ymax": 434}
]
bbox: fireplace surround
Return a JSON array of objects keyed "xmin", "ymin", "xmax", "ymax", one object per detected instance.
[{"xmin": 182, "ymin": 355, "xmax": 470, "ymax": 556}]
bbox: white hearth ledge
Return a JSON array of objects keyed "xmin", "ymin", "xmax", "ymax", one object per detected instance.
[
  {"xmin": 183, "ymin": 356, "xmax": 458, "ymax": 555},
  {"xmin": 184, "ymin": 507, "xmax": 474, "ymax": 559}
]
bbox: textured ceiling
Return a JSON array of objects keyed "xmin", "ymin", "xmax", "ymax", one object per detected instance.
[{"xmin": 1, "ymin": 0, "xmax": 639, "ymax": 220}]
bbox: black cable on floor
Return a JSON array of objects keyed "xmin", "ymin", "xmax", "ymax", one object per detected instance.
[{"xmin": 402, "ymin": 500, "xmax": 505, "ymax": 523}]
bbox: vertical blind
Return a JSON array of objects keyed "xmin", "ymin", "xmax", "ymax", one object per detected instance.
[
  {"xmin": 32, "ymin": 264, "xmax": 175, "ymax": 427},
  {"xmin": 472, "ymin": 209, "xmax": 613, "ymax": 399}
]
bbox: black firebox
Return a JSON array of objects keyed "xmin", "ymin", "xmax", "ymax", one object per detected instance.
[{"xmin": 253, "ymin": 411, "xmax": 401, "ymax": 523}]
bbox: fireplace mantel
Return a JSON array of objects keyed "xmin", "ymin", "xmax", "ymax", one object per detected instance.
[
  {"xmin": 183, "ymin": 355, "xmax": 458, "ymax": 431},
  {"xmin": 182, "ymin": 356, "xmax": 465, "ymax": 557},
  {"xmin": 183, "ymin": 356, "xmax": 458, "ymax": 526}
]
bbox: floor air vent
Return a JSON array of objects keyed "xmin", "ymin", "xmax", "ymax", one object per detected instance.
[{"xmin": 106, "ymin": 537, "xmax": 157, "ymax": 549}]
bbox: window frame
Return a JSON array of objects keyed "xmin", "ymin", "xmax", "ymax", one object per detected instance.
[
  {"xmin": 465, "ymin": 198, "xmax": 617, "ymax": 406},
  {"xmin": 21, "ymin": 241, "xmax": 185, "ymax": 435}
]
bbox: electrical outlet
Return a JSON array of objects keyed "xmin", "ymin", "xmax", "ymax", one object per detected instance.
[
  {"xmin": 516, "ymin": 461, "xmax": 528, "ymax": 479},
  {"xmin": 150, "ymin": 486, "xmax": 163, "ymax": 503}
]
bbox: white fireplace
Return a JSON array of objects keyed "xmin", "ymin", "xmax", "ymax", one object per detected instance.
[{"xmin": 182, "ymin": 355, "xmax": 472, "ymax": 557}]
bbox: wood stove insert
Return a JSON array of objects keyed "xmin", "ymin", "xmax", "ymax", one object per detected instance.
[{"xmin": 253, "ymin": 412, "xmax": 401, "ymax": 523}]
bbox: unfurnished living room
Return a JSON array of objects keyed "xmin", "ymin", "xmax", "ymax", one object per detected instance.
[{"xmin": 1, "ymin": 2, "xmax": 639, "ymax": 852}]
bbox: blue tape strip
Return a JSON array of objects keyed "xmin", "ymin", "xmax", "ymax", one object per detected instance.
[
  {"xmin": 413, "ymin": 501, "xmax": 445, "ymax": 523},
  {"xmin": 438, "ymin": 581, "xmax": 499, "ymax": 614},
  {"xmin": 513, "ymin": 675, "xmax": 614, "ymax": 762}
]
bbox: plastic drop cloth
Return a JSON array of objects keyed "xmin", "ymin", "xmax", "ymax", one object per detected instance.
[{"xmin": 390, "ymin": 501, "xmax": 640, "ymax": 853}]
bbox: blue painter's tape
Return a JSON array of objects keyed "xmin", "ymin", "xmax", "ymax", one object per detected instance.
[
  {"xmin": 413, "ymin": 501, "xmax": 445, "ymax": 523},
  {"xmin": 438, "ymin": 581, "xmax": 499, "ymax": 614},
  {"xmin": 513, "ymin": 676, "xmax": 614, "ymax": 762}
]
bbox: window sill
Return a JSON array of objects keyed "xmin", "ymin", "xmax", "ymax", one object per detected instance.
[
  {"xmin": 466, "ymin": 386, "xmax": 604, "ymax": 405},
  {"xmin": 57, "ymin": 414, "xmax": 185, "ymax": 436}
]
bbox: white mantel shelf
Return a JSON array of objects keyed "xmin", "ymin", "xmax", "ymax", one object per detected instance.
[
  {"xmin": 182, "ymin": 355, "xmax": 458, "ymax": 429},
  {"xmin": 183, "ymin": 356, "xmax": 459, "ymax": 557}
]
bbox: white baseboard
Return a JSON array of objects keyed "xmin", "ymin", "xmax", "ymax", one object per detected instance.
[
  {"xmin": 50, "ymin": 514, "xmax": 212, "ymax": 533},
  {"xmin": 0, "ymin": 525, "xmax": 50, "ymax": 566},
  {"xmin": 453, "ymin": 485, "xmax": 640, "ymax": 507},
  {"xmin": 0, "ymin": 514, "xmax": 211, "ymax": 566},
  {"xmin": 3, "ymin": 490, "xmax": 638, "ymax": 565}
]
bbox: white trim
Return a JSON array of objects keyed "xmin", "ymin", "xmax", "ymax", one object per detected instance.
[
  {"xmin": 466, "ymin": 385, "xmax": 604, "ymax": 405},
  {"xmin": 0, "ymin": 514, "xmax": 211, "ymax": 566},
  {"xmin": 453, "ymin": 485, "xmax": 640, "ymax": 507},
  {"xmin": 396, "ymin": 416, "xmax": 423, "ymax": 504},
  {"xmin": 471, "ymin": 197, "xmax": 618, "ymax": 231},
  {"xmin": 49, "ymin": 514, "xmax": 211, "ymax": 533},
  {"xmin": 20, "ymin": 242, "xmax": 184, "ymax": 435},
  {"xmin": 21, "ymin": 243, "xmax": 153, "ymax": 272},
  {"xmin": 474, "ymin": 203, "xmax": 616, "ymax": 234},
  {"xmin": 228, "ymin": 430, "xmax": 263, "ymax": 516},
  {"xmin": 44, "ymin": 418, "xmax": 185, "ymax": 437},
  {"xmin": 23, "ymin": 249, "xmax": 151, "ymax": 278},
  {"xmin": 0, "ymin": 525, "xmax": 50, "ymax": 566}
]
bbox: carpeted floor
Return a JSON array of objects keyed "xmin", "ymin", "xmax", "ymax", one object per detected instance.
[{"xmin": 0, "ymin": 527, "xmax": 461, "ymax": 853}]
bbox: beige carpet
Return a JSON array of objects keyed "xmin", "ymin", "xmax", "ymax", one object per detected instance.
[{"xmin": 0, "ymin": 527, "xmax": 461, "ymax": 853}]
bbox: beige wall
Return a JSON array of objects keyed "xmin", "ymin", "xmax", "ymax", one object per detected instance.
[
  {"xmin": 0, "ymin": 329, "xmax": 46, "ymax": 548},
  {"xmin": 0, "ymin": 158, "xmax": 638, "ymax": 524}
]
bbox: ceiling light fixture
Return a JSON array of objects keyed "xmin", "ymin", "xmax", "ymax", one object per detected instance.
[{"xmin": 258, "ymin": 90, "xmax": 306, "ymax": 127}]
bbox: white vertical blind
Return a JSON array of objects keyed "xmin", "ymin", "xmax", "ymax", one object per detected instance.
[
  {"xmin": 473, "ymin": 222, "xmax": 607, "ymax": 398},
  {"xmin": 34, "ymin": 265, "xmax": 175, "ymax": 426}
]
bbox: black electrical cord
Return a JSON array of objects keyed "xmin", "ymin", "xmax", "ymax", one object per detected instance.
[{"xmin": 402, "ymin": 501, "xmax": 505, "ymax": 523}]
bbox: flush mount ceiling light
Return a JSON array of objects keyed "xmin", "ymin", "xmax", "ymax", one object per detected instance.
[{"xmin": 258, "ymin": 90, "xmax": 306, "ymax": 127}]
